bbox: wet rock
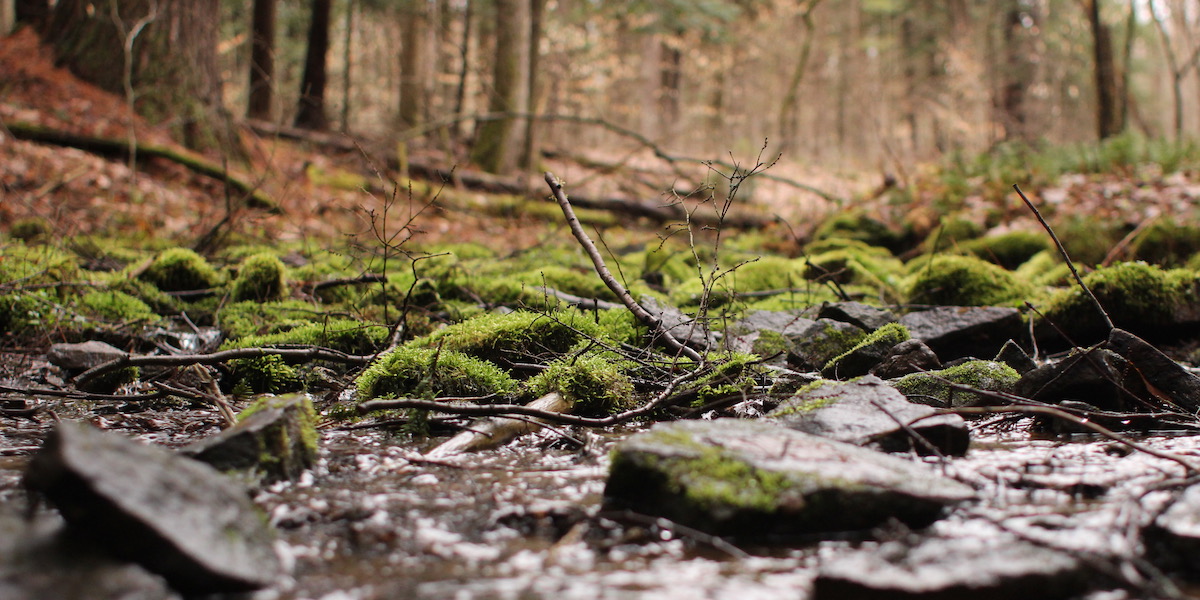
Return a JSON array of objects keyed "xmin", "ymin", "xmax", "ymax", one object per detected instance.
[
  {"xmin": 995, "ymin": 339, "xmax": 1037, "ymax": 374},
  {"xmin": 821, "ymin": 322, "xmax": 909, "ymax": 380},
  {"xmin": 871, "ymin": 338, "xmax": 942, "ymax": 379},
  {"xmin": 894, "ymin": 360, "xmax": 1021, "ymax": 409},
  {"xmin": 640, "ymin": 295, "xmax": 716, "ymax": 349},
  {"xmin": 813, "ymin": 536, "xmax": 1093, "ymax": 600},
  {"xmin": 0, "ymin": 509, "xmax": 181, "ymax": 600},
  {"xmin": 181, "ymin": 394, "xmax": 318, "ymax": 484},
  {"xmin": 729, "ymin": 310, "xmax": 817, "ymax": 337},
  {"xmin": 786, "ymin": 319, "xmax": 866, "ymax": 371},
  {"xmin": 768, "ymin": 376, "xmax": 969, "ymax": 456},
  {"xmin": 818, "ymin": 301, "xmax": 898, "ymax": 331},
  {"xmin": 900, "ymin": 306, "xmax": 1023, "ymax": 362},
  {"xmin": 1014, "ymin": 349, "xmax": 1133, "ymax": 412},
  {"xmin": 46, "ymin": 340, "xmax": 127, "ymax": 371},
  {"xmin": 604, "ymin": 419, "xmax": 974, "ymax": 539},
  {"xmin": 1144, "ymin": 484, "xmax": 1200, "ymax": 578},
  {"xmin": 22, "ymin": 421, "xmax": 282, "ymax": 594},
  {"xmin": 1106, "ymin": 328, "xmax": 1200, "ymax": 413}
]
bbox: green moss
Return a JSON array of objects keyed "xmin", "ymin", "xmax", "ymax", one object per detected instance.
[
  {"xmin": 750, "ymin": 329, "xmax": 789, "ymax": 358},
  {"xmin": 893, "ymin": 360, "xmax": 1019, "ymax": 407},
  {"xmin": 1128, "ymin": 222, "xmax": 1200, "ymax": 267},
  {"xmin": 725, "ymin": 256, "xmax": 806, "ymax": 292},
  {"xmin": 812, "ymin": 211, "xmax": 906, "ymax": 252},
  {"xmin": 922, "ymin": 217, "xmax": 984, "ymax": 253},
  {"xmin": 355, "ymin": 345, "xmax": 518, "ymax": 401},
  {"xmin": 413, "ymin": 309, "xmax": 606, "ymax": 366},
  {"xmin": 9, "ymin": 217, "xmax": 51, "ymax": 242},
  {"xmin": 524, "ymin": 353, "xmax": 635, "ymax": 415},
  {"xmin": 905, "ymin": 254, "xmax": 1032, "ymax": 306},
  {"xmin": 139, "ymin": 248, "xmax": 220, "ymax": 293},
  {"xmin": 1014, "ymin": 249, "xmax": 1070, "ymax": 288},
  {"xmin": 803, "ymin": 247, "xmax": 904, "ymax": 301},
  {"xmin": 767, "ymin": 379, "xmax": 842, "ymax": 418},
  {"xmin": 237, "ymin": 394, "xmax": 320, "ymax": 460},
  {"xmin": 1038, "ymin": 261, "xmax": 1195, "ymax": 342},
  {"xmin": 231, "ymin": 253, "xmax": 289, "ymax": 302},
  {"xmin": 223, "ymin": 318, "xmax": 389, "ymax": 355},
  {"xmin": 78, "ymin": 290, "xmax": 159, "ymax": 323},
  {"xmin": 228, "ymin": 355, "xmax": 303, "ymax": 394},
  {"xmin": 1053, "ymin": 215, "xmax": 1128, "ymax": 267},
  {"xmin": 218, "ymin": 299, "xmax": 337, "ymax": 341},
  {"xmin": 690, "ymin": 352, "xmax": 762, "ymax": 406},
  {"xmin": 822, "ymin": 322, "xmax": 909, "ymax": 374},
  {"xmin": 959, "ymin": 230, "xmax": 1051, "ymax": 270}
]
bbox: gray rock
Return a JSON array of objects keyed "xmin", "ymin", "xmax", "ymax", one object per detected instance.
[
  {"xmin": 0, "ymin": 509, "xmax": 180, "ymax": 600},
  {"xmin": 894, "ymin": 360, "xmax": 1021, "ymax": 409},
  {"xmin": 995, "ymin": 339, "xmax": 1037, "ymax": 374},
  {"xmin": 604, "ymin": 419, "xmax": 974, "ymax": 539},
  {"xmin": 872, "ymin": 338, "xmax": 942, "ymax": 379},
  {"xmin": 1014, "ymin": 349, "xmax": 1132, "ymax": 412},
  {"xmin": 639, "ymin": 295, "xmax": 716, "ymax": 349},
  {"xmin": 813, "ymin": 536, "xmax": 1093, "ymax": 600},
  {"xmin": 1144, "ymin": 484, "xmax": 1200, "ymax": 578},
  {"xmin": 900, "ymin": 306, "xmax": 1023, "ymax": 361},
  {"xmin": 769, "ymin": 376, "xmax": 969, "ymax": 456},
  {"xmin": 818, "ymin": 301, "xmax": 898, "ymax": 331},
  {"xmin": 787, "ymin": 319, "xmax": 866, "ymax": 371},
  {"xmin": 22, "ymin": 421, "xmax": 282, "ymax": 594},
  {"xmin": 820, "ymin": 324, "xmax": 907, "ymax": 380},
  {"xmin": 729, "ymin": 310, "xmax": 817, "ymax": 337},
  {"xmin": 182, "ymin": 394, "xmax": 319, "ymax": 484},
  {"xmin": 1106, "ymin": 328, "xmax": 1200, "ymax": 413},
  {"xmin": 47, "ymin": 341, "xmax": 127, "ymax": 371}
]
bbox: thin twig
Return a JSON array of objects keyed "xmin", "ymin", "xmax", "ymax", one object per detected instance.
[
  {"xmin": 1013, "ymin": 184, "xmax": 1114, "ymax": 331},
  {"xmin": 545, "ymin": 172, "xmax": 703, "ymax": 362}
]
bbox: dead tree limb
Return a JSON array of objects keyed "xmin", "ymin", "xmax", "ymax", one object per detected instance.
[
  {"xmin": 545, "ymin": 172, "xmax": 703, "ymax": 362},
  {"xmin": 5, "ymin": 120, "xmax": 279, "ymax": 213}
]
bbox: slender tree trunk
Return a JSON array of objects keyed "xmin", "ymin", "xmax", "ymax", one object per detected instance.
[
  {"xmin": 520, "ymin": 0, "xmax": 546, "ymax": 169},
  {"xmin": 999, "ymin": 0, "xmax": 1037, "ymax": 142},
  {"xmin": 469, "ymin": 0, "xmax": 529, "ymax": 174},
  {"xmin": 398, "ymin": 0, "xmax": 428, "ymax": 130},
  {"xmin": 776, "ymin": 0, "xmax": 820, "ymax": 156},
  {"xmin": 1086, "ymin": 0, "xmax": 1123, "ymax": 139},
  {"xmin": 340, "ymin": 0, "xmax": 354, "ymax": 132},
  {"xmin": 659, "ymin": 40, "xmax": 682, "ymax": 135},
  {"xmin": 295, "ymin": 0, "xmax": 332, "ymax": 130},
  {"xmin": 247, "ymin": 0, "xmax": 275, "ymax": 121},
  {"xmin": 452, "ymin": 0, "xmax": 473, "ymax": 141},
  {"xmin": 43, "ymin": 0, "xmax": 233, "ymax": 151},
  {"xmin": 15, "ymin": 0, "xmax": 48, "ymax": 30}
]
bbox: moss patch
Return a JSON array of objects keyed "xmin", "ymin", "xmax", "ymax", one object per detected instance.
[
  {"xmin": 139, "ymin": 247, "xmax": 220, "ymax": 293},
  {"xmin": 893, "ymin": 360, "xmax": 1019, "ymax": 408},
  {"xmin": 905, "ymin": 254, "xmax": 1031, "ymax": 307},
  {"xmin": 231, "ymin": 253, "xmax": 289, "ymax": 302},
  {"xmin": 524, "ymin": 353, "xmax": 635, "ymax": 415},
  {"xmin": 1037, "ymin": 261, "xmax": 1196, "ymax": 343},
  {"xmin": 355, "ymin": 345, "xmax": 518, "ymax": 401}
]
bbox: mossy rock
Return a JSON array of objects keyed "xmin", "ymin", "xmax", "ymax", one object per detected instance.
[
  {"xmin": 355, "ymin": 345, "xmax": 518, "ymax": 401},
  {"xmin": 9, "ymin": 217, "xmax": 51, "ymax": 242},
  {"xmin": 78, "ymin": 290, "xmax": 160, "ymax": 324},
  {"xmin": 218, "ymin": 299, "xmax": 339, "ymax": 341},
  {"xmin": 1013, "ymin": 249, "xmax": 1071, "ymax": 288},
  {"xmin": 1037, "ymin": 261, "xmax": 1199, "ymax": 344},
  {"xmin": 803, "ymin": 248, "xmax": 904, "ymax": 301},
  {"xmin": 223, "ymin": 319, "xmax": 389, "ymax": 356},
  {"xmin": 139, "ymin": 248, "xmax": 220, "ymax": 293},
  {"xmin": 231, "ymin": 253, "xmax": 289, "ymax": 302},
  {"xmin": 959, "ymin": 230, "xmax": 1051, "ymax": 270},
  {"xmin": 821, "ymin": 322, "xmax": 909, "ymax": 379},
  {"xmin": 725, "ymin": 256, "xmax": 807, "ymax": 292},
  {"xmin": 1053, "ymin": 215, "xmax": 1128, "ymax": 267},
  {"xmin": 1128, "ymin": 222, "xmax": 1200, "ymax": 267},
  {"xmin": 892, "ymin": 360, "xmax": 1020, "ymax": 408},
  {"xmin": 905, "ymin": 255, "xmax": 1032, "ymax": 307},
  {"xmin": 524, "ymin": 353, "xmax": 635, "ymax": 416},
  {"xmin": 412, "ymin": 309, "xmax": 606, "ymax": 367},
  {"xmin": 812, "ymin": 211, "xmax": 907, "ymax": 253},
  {"xmin": 227, "ymin": 356, "xmax": 304, "ymax": 394},
  {"xmin": 921, "ymin": 217, "xmax": 984, "ymax": 254}
]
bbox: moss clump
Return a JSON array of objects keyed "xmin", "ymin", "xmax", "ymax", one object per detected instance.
[
  {"xmin": 1038, "ymin": 261, "xmax": 1195, "ymax": 343},
  {"xmin": 1014, "ymin": 249, "xmax": 1070, "ymax": 288},
  {"xmin": 1128, "ymin": 222, "xmax": 1200, "ymax": 267},
  {"xmin": 9, "ymin": 217, "xmax": 51, "ymax": 242},
  {"xmin": 921, "ymin": 217, "xmax": 984, "ymax": 253},
  {"xmin": 893, "ymin": 360, "xmax": 1019, "ymax": 408},
  {"xmin": 228, "ymin": 356, "xmax": 303, "ymax": 394},
  {"xmin": 960, "ymin": 230, "xmax": 1051, "ymax": 270},
  {"xmin": 905, "ymin": 254, "xmax": 1031, "ymax": 306},
  {"xmin": 414, "ymin": 309, "xmax": 605, "ymax": 367},
  {"xmin": 821, "ymin": 322, "xmax": 909, "ymax": 379},
  {"xmin": 690, "ymin": 352, "xmax": 763, "ymax": 406},
  {"xmin": 803, "ymin": 247, "xmax": 904, "ymax": 301},
  {"xmin": 139, "ymin": 248, "xmax": 220, "ymax": 292},
  {"xmin": 218, "ymin": 299, "xmax": 337, "ymax": 341},
  {"xmin": 812, "ymin": 211, "xmax": 906, "ymax": 253},
  {"xmin": 1054, "ymin": 215, "xmax": 1128, "ymax": 267},
  {"xmin": 355, "ymin": 345, "xmax": 518, "ymax": 401},
  {"xmin": 766, "ymin": 379, "xmax": 839, "ymax": 418},
  {"xmin": 750, "ymin": 329, "xmax": 789, "ymax": 358},
  {"xmin": 524, "ymin": 353, "xmax": 635, "ymax": 416},
  {"xmin": 224, "ymin": 319, "xmax": 389, "ymax": 355},
  {"xmin": 725, "ymin": 256, "xmax": 807, "ymax": 292},
  {"xmin": 78, "ymin": 290, "xmax": 160, "ymax": 324},
  {"xmin": 231, "ymin": 253, "xmax": 288, "ymax": 302}
]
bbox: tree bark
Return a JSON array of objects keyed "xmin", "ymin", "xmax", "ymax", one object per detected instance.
[
  {"xmin": 998, "ymin": 0, "xmax": 1037, "ymax": 142},
  {"xmin": 42, "ymin": 0, "xmax": 231, "ymax": 151},
  {"xmin": 15, "ymin": 0, "xmax": 48, "ymax": 29},
  {"xmin": 519, "ymin": 0, "xmax": 546, "ymax": 170},
  {"xmin": 398, "ymin": 0, "xmax": 429, "ymax": 130},
  {"xmin": 469, "ymin": 0, "xmax": 530, "ymax": 174},
  {"xmin": 1086, "ymin": 0, "xmax": 1123, "ymax": 139},
  {"xmin": 247, "ymin": 0, "xmax": 276, "ymax": 121},
  {"xmin": 295, "ymin": 0, "xmax": 332, "ymax": 130}
]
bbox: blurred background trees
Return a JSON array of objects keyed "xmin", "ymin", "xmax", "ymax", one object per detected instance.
[{"xmin": 7, "ymin": 0, "xmax": 1199, "ymax": 174}]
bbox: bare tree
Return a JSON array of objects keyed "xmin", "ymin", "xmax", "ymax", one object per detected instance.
[{"xmin": 247, "ymin": 0, "xmax": 275, "ymax": 120}]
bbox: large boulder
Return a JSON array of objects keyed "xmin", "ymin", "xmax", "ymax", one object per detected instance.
[
  {"xmin": 22, "ymin": 422, "xmax": 282, "ymax": 594},
  {"xmin": 768, "ymin": 376, "xmax": 969, "ymax": 456},
  {"xmin": 604, "ymin": 419, "xmax": 974, "ymax": 539}
]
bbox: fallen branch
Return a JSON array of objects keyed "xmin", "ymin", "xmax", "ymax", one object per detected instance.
[
  {"xmin": 74, "ymin": 346, "xmax": 372, "ymax": 390},
  {"xmin": 545, "ymin": 172, "xmax": 704, "ymax": 362},
  {"xmin": 5, "ymin": 120, "xmax": 279, "ymax": 214}
]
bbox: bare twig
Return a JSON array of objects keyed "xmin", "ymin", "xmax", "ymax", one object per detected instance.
[
  {"xmin": 1013, "ymin": 184, "xmax": 1113, "ymax": 331},
  {"xmin": 544, "ymin": 172, "xmax": 703, "ymax": 362}
]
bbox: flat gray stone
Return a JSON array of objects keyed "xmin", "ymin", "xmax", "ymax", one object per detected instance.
[
  {"xmin": 22, "ymin": 421, "xmax": 281, "ymax": 594},
  {"xmin": 604, "ymin": 419, "xmax": 974, "ymax": 539},
  {"xmin": 818, "ymin": 301, "xmax": 897, "ymax": 331},
  {"xmin": 813, "ymin": 536, "xmax": 1092, "ymax": 600},
  {"xmin": 769, "ymin": 376, "xmax": 969, "ymax": 456},
  {"xmin": 900, "ymin": 306, "xmax": 1023, "ymax": 361},
  {"xmin": 47, "ymin": 341, "xmax": 127, "ymax": 371}
]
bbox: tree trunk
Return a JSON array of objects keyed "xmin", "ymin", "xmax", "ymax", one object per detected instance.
[
  {"xmin": 339, "ymin": 0, "xmax": 354, "ymax": 132},
  {"xmin": 42, "ymin": 0, "xmax": 232, "ymax": 151},
  {"xmin": 247, "ymin": 0, "xmax": 275, "ymax": 121},
  {"xmin": 998, "ymin": 0, "xmax": 1037, "ymax": 142},
  {"xmin": 775, "ymin": 1, "xmax": 820, "ymax": 156},
  {"xmin": 398, "ymin": 0, "xmax": 428, "ymax": 130},
  {"xmin": 295, "ymin": 0, "xmax": 332, "ymax": 130},
  {"xmin": 15, "ymin": 0, "xmax": 48, "ymax": 29},
  {"xmin": 520, "ymin": 0, "xmax": 546, "ymax": 170},
  {"xmin": 1086, "ymin": 0, "xmax": 1123, "ymax": 139},
  {"xmin": 469, "ymin": 0, "xmax": 529, "ymax": 174}
]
